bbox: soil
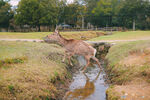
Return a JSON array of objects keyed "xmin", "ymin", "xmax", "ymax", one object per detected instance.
[
  {"xmin": 114, "ymin": 79, "xmax": 150, "ymax": 100},
  {"xmin": 120, "ymin": 48, "xmax": 150, "ymax": 66}
]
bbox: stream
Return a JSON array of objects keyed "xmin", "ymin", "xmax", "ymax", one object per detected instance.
[{"xmin": 63, "ymin": 56, "xmax": 108, "ymax": 100}]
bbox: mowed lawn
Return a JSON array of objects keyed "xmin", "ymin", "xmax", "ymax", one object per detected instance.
[
  {"xmin": 0, "ymin": 41, "xmax": 72, "ymax": 99},
  {"xmin": 90, "ymin": 31, "xmax": 150, "ymax": 41},
  {"xmin": 0, "ymin": 31, "xmax": 104, "ymax": 40}
]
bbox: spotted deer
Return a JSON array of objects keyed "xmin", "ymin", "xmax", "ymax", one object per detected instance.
[{"xmin": 44, "ymin": 29, "xmax": 101, "ymax": 72}]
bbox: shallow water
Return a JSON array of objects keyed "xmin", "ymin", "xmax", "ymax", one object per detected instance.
[{"xmin": 64, "ymin": 56, "xmax": 108, "ymax": 100}]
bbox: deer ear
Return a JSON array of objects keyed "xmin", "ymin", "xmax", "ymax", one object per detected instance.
[{"xmin": 55, "ymin": 29, "xmax": 59, "ymax": 34}]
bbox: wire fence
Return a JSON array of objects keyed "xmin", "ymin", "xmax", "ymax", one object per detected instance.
[
  {"xmin": 59, "ymin": 27, "xmax": 122, "ymax": 32},
  {"xmin": 0, "ymin": 26, "xmax": 123, "ymax": 32}
]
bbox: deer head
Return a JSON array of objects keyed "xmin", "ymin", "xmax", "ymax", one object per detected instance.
[
  {"xmin": 48, "ymin": 29, "xmax": 61, "ymax": 41},
  {"xmin": 44, "ymin": 29, "xmax": 62, "ymax": 43}
]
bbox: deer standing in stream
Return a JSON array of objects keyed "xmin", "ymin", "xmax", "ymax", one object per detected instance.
[{"xmin": 44, "ymin": 29, "xmax": 101, "ymax": 72}]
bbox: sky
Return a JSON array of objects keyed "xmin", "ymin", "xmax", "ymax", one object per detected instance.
[{"xmin": 9, "ymin": 0, "xmax": 74, "ymax": 6}]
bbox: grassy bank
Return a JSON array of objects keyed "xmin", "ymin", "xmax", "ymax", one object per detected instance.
[
  {"xmin": 0, "ymin": 31, "xmax": 104, "ymax": 40},
  {"xmin": 0, "ymin": 41, "xmax": 75, "ymax": 99},
  {"xmin": 105, "ymin": 40, "xmax": 150, "ymax": 100},
  {"xmin": 90, "ymin": 31, "xmax": 150, "ymax": 41}
]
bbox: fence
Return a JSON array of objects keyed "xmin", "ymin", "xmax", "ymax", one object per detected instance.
[
  {"xmin": 59, "ymin": 27, "xmax": 122, "ymax": 32},
  {"xmin": 0, "ymin": 27, "xmax": 122, "ymax": 32}
]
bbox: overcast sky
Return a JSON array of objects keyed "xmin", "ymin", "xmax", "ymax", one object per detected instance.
[{"xmin": 9, "ymin": 0, "xmax": 74, "ymax": 6}]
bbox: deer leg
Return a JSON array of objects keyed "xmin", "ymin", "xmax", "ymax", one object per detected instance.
[
  {"xmin": 82, "ymin": 56, "xmax": 90, "ymax": 72},
  {"xmin": 62, "ymin": 52, "xmax": 66, "ymax": 63},
  {"xmin": 67, "ymin": 53, "xmax": 73, "ymax": 66},
  {"xmin": 92, "ymin": 57, "xmax": 101, "ymax": 70},
  {"xmin": 63, "ymin": 91, "xmax": 73, "ymax": 100}
]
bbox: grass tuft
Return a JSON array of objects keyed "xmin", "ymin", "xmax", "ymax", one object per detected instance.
[
  {"xmin": 8, "ymin": 85, "xmax": 15, "ymax": 93},
  {"xmin": 0, "ymin": 57, "xmax": 27, "ymax": 67}
]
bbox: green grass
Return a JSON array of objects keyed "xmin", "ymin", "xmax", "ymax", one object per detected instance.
[
  {"xmin": 90, "ymin": 31, "xmax": 150, "ymax": 41},
  {"xmin": 106, "ymin": 86, "xmax": 120, "ymax": 100},
  {"xmin": 0, "ymin": 32, "xmax": 50, "ymax": 39},
  {"xmin": 0, "ymin": 41, "xmax": 72, "ymax": 99},
  {"xmin": 105, "ymin": 40, "xmax": 150, "ymax": 84},
  {"xmin": 0, "ymin": 31, "xmax": 104, "ymax": 40}
]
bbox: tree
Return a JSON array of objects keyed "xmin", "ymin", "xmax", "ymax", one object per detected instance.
[
  {"xmin": 15, "ymin": 0, "xmax": 59, "ymax": 31},
  {"xmin": 118, "ymin": 0, "xmax": 150, "ymax": 29},
  {"xmin": 58, "ymin": 1, "xmax": 86, "ymax": 27},
  {"xmin": 15, "ymin": 0, "xmax": 40, "ymax": 30},
  {"xmin": 91, "ymin": 0, "xmax": 112, "ymax": 27},
  {"xmin": 0, "ymin": 0, "xmax": 13, "ymax": 28},
  {"xmin": 39, "ymin": 0, "xmax": 59, "ymax": 27}
]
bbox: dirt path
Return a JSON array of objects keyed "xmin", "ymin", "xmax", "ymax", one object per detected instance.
[
  {"xmin": 0, "ymin": 38, "xmax": 150, "ymax": 43},
  {"xmin": 0, "ymin": 39, "xmax": 43, "ymax": 42},
  {"xmin": 88, "ymin": 37, "xmax": 150, "ymax": 43}
]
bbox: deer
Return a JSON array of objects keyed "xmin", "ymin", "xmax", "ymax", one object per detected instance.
[{"xmin": 44, "ymin": 29, "xmax": 101, "ymax": 72}]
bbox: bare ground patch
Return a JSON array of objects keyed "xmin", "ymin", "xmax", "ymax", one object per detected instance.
[
  {"xmin": 112, "ymin": 78, "xmax": 150, "ymax": 100},
  {"xmin": 120, "ymin": 48, "xmax": 150, "ymax": 66}
]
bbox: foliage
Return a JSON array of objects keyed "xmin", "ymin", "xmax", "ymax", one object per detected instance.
[
  {"xmin": 1, "ymin": 0, "xmax": 150, "ymax": 30},
  {"xmin": 84, "ymin": 0, "xmax": 150, "ymax": 29},
  {"xmin": 58, "ymin": 0, "xmax": 86, "ymax": 27},
  {"xmin": 91, "ymin": 0, "xmax": 112, "ymax": 26},
  {"xmin": 15, "ymin": 0, "xmax": 59, "ymax": 31},
  {"xmin": 0, "ymin": 0, "xmax": 13, "ymax": 28},
  {"xmin": 118, "ymin": 0, "xmax": 150, "ymax": 29}
]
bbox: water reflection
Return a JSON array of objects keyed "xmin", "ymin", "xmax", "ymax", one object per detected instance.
[
  {"xmin": 64, "ymin": 70, "xmax": 102, "ymax": 100},
  {"xmin": 64, "ymin": 56, "xmax": 108, "ymax": 100}
]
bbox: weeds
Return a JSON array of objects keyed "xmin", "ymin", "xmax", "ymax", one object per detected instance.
[
  {"xmin": 0, "ymin": 57, "xmax": 27, "ymax": 68},
  {"xmin": 8, "ymin": 85, "xmax": 15, "ymax": 93}
]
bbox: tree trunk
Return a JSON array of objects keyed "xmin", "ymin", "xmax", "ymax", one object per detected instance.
[
  {"xmin": 38, "ymin": 25, "xmax": 41, "ymax": 32},
  {"xmin": 82, "ymin": 15, "xmax": 84, "ymax": 29},
  {"xmin": 133, "ymin": 19, "xmax": 135, "ymax": 31}
]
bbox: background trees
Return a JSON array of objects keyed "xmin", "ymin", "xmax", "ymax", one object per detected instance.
[
  {"xmin": 118, "ymin": 0, "xmax": 150, "ymax": 29},
  {"xmin": 84, "ymin": 0, "xmax": 150, "ymax": 29},
  {"xmin": 0, "ymin": 0, "xmax": 13, "ymax": 28},
  {"xmin": 1, "ymin": 0, "xmax": 150, "ymax": 31},
  {"xmin": 15, "ymin": 0, "xmax": 59, "ymax": 31}
]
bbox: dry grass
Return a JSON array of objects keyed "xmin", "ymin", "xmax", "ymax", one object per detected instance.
[{"xmin": 0, "ymin": 41, "xmax": 71, "ymax": 99}]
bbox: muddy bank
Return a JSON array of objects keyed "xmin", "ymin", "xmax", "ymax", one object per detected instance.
[
  {"xmin": 46, "ymin": 52, "xmax": 81, "ymax": 100},
  {"xmin": 92, "ymin": 42, "xmax": 112, "ymax": 60}
]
